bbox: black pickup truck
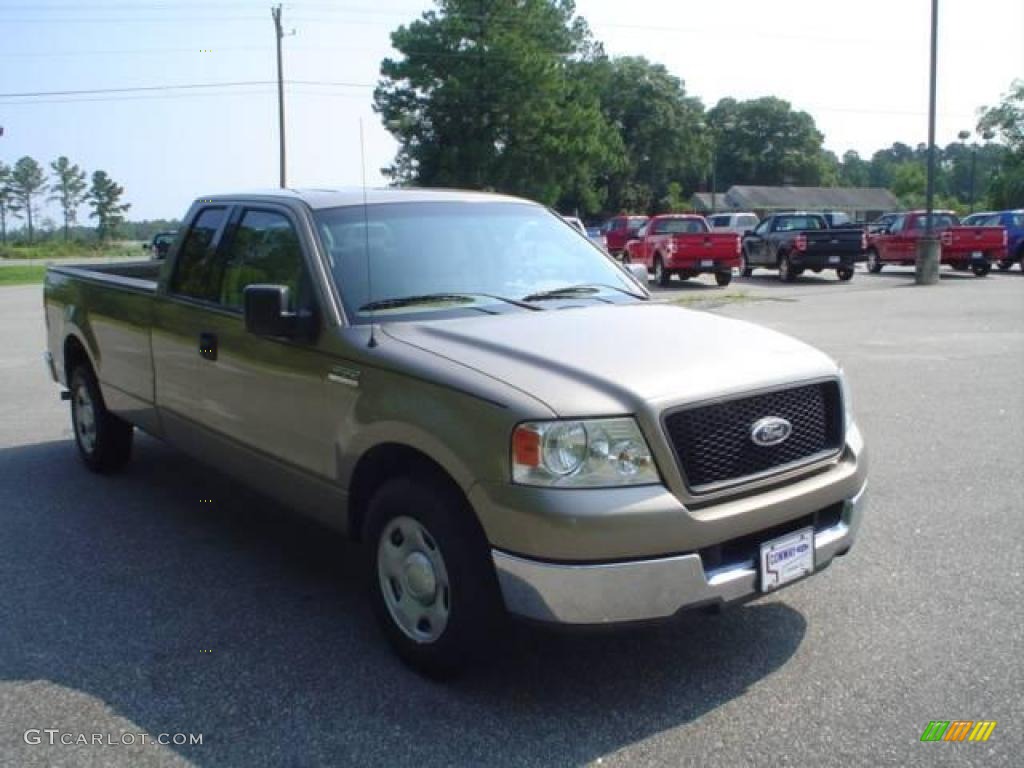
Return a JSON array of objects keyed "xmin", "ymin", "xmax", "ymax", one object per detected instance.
[{"xmin": 740, "ymin": 213, "xmax": 865, "ymax": 282}]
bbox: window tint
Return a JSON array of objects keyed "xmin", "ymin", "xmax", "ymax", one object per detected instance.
[
  {"xmin": 170, "ymin": 207, "xmax": 228, "ymax": 301},
  {"xmin": 774, "ymin": 215, "xmax": 824, "ymax": 231},
  {"xmin": 911, "ymin": 213, "xmax": 958, "ymax": 230},
  {"xmin": 888, "ymin": 215, "xmax": 904, "ymax": 232},
  {"xmin": 1011, "ymin": 214, "xmax": 1024, "ymax": 228},
  {"xmin": 654, "ymin": 218, "xmax": 708, "ymax": 234},
  {"xmin": 219, "ymin": 210, "xmax": 307, "ymax": 311},
  {"xmin": 753, "ymin": 218, "xmax": 771, "ymax": 235},
  {"xmin": 709, "ymin": 215, "xmax": 728, "ymax": 227}
]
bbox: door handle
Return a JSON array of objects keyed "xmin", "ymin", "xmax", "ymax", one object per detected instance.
[{"xmin": 199, "ymin": 332, "xmax": 218, "ymax": 361}]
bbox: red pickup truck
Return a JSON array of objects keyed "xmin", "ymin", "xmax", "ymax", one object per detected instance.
[
  {"xmin": 602, "ymin": 214, "xmax": 649, "ymax": 258},
  {"xmin": 624, "ymin": 214, "xmax": 741, "ymax": 286},
  {"xmin": 866, "ymin": 211, "xmax": 1007, "ymax": 277}
]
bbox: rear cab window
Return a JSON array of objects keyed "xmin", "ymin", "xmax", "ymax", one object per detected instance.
[{"xmin": 169, "ymin": 207, "xmax": 229, "ymax": 302}]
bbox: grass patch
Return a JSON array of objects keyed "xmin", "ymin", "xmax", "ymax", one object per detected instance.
[
  {"xmin": 0, "ymin": 241, "xmax": 141, "ymax": 260},
  {"xmin": 0, "ymin": 265, "xmax": 48, "ymax": 286},
  {"xmin": 663, "ymin": 290, "xmax": 754, "ymax": 307}
]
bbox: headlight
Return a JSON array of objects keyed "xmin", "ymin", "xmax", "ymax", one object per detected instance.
[
  {"xmin": 512, "ymin": 418, "xmax": 660, "ymax": 487},
  {"xmin": 838, "ymin": 369, "xmax": 854, "ymax": 429}
]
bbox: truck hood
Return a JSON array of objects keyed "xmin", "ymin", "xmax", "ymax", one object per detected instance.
[{"xmin": 381, "ymin": 302, "xmax": 839, "ymax": 416}]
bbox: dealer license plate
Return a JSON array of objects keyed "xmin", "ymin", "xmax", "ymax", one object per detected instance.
[
  {"xmin": 828, "ymin": 255, "xmax": 840, "ymax": 264},
  {"xmin": 759, "ymin": 527, "xmax": 814, "ymax": 592},
  {"xmin": 701, "ymin": 259, "xmax": 713, "ymax": 267}
]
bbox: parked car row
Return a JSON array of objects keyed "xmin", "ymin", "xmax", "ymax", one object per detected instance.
[{"xmin": 564, "ymin": 207, "xmax": 1017, "ymax": 288}]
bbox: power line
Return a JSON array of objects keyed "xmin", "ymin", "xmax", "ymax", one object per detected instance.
[{"xmin": 0, "ymin": 80, "xmax": 372, "ymax": 99}]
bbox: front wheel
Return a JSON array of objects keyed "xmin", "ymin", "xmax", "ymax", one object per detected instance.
[
  {"xmin": 70, "ymin": 365, "xmax": 133, "ymax": 473},
  {"xmin": 654, "ymin": 256, "xmax": 672, "ymax": 287},
  {"xmin": 366, "ymin": 475, "xmax": 501, "ymax": 679},
  {"xmin": 866, "ymin": 250, "xmax": 883, "ymax": 273},
  {"xmin": 972, "ymin": 262, "xmax": 991, "ymax": 277},
  {"xmin": 837, "ymin": 267, "xmax": 854, "ymax": 281},
  {"xmin": 715, "ymin": 271, "xmax": 733, "ymax": 287}
]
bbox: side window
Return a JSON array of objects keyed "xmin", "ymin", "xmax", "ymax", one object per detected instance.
[
  {"xmin": 754, "ymin": 218, "xmax": 771, "ymax": 235},
  {"xmin": 219, "ymin": 209, "xmax": 307, "ymax": 312},
  {"xmin": 709, "ymin": 215, "xmax": 726, "ymax": 227},
  {"xmin": 170, "ymin": 207, "xmax": 228, "ymax": 301},
  {"xmin": 651, "ymin": 220, "xmax": 666, "ymax": 234},
  {"xmin": 889, "ymin": 215, "xmax": 904, "ymax": 232}
]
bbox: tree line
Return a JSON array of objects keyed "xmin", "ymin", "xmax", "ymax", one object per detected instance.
[
  {"xmin": 0, "ymin": 156, "xmax": 130, "ymax": 244},
  {"xmin": 374, "ymin": 0, "xmax": 1024, "ymax": 217}
]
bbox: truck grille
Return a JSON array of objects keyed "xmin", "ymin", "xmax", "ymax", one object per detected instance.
[{"xmin": 663, "ymin": 381, "xmax": 843, "ymax": 493}]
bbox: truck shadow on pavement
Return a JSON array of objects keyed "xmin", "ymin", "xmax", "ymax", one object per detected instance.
[{"xmin": 0, "ymin": 437, "xmax": 807, "ymax": 767}]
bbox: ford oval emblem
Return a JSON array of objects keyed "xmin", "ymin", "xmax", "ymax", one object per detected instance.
[{"xmin": 751, "ymin": 416, "xmax": 792, "ymax": 447}]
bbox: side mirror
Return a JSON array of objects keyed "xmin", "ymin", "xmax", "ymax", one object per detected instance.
[
  {"xmin": 244, "ymin": 284, "xmax": 315, "ymax": 338},
  {"xmin": 626, "ymin": 263, "xmax": 650, "ymax": 284}
]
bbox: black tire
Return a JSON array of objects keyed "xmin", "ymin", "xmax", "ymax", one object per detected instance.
[
  {"xmin": 740, "ymin": 249, "xmax": 753, "ymax": 277},
  {"xmin": 972, "ymin": 262, "xmax": 991, "ymax": 277},
  {"xmin": 836, "ymin": 267, "xmax": 854, "ymax": 281},
  {"xmin": 866, "ymin": 249, "xmax": 883, "ymax": 274},
  {"xmin": 365, "ymin": 474, "xmax": 502, "ymax": 679},
  {"xmin": 778, "ymin": 253, "xmax": 796, "ymax": 283},
  {"xmin": 654, "ymin": 256, "xmax": 672, "ymax": 287},
  {"xmin": 69, "ymin": 364, "xmax": 133, "ymax": 473},
  {"xmin": 997, "ymin": 259, "xmax": 1012, "ymax": 271},
  {"xmin": 715, "ymin": 271, "xmax": 732, "ymax": 287}
]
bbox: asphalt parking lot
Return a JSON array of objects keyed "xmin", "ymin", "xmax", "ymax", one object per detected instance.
[{"xmin": 1, "ymin": 265, "xmax": 1022, "ymax": 767}]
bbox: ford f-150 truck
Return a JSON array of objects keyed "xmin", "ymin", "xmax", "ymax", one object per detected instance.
[
  {"xmin": 601, "ymin": 214, "xmax": 648, "ymax": 258},
  {"xmin": 741, "ymin": 213, "xmax": 865, "ymax": 282},
  {"xmin": 623, "ymin": 214, "xmax": 741, "ymax": 287},
  {"xmin": 44, "ymin": 189, "xmax": 867, "ymax": 677},
  {"xmin": 865, "ymin": 210, "xmax": 1007, "ymax": 276}
]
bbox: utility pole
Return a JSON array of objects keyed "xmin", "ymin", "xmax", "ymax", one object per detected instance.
[
  {"xmin": 915, "ymin": 0, "xmax": 940, "ymax": 285},
  {"xmin": 272, "ymin": 4, "xmax": 287, "ymax": 188}
]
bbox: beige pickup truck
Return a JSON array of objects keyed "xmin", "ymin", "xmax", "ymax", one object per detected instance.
[{"xmin": 44, "ymin": 189, "xmax": 867, "ymax": 677}]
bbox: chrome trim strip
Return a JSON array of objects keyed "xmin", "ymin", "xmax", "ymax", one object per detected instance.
[{"xmin": 493, "ymin": 480, "xmax": 867, "ymax": 625}]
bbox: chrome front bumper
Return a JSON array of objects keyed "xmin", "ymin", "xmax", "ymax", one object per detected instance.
[{"xmin": 493, "ymin": 481, "xmax": 867, "ymax": 625}]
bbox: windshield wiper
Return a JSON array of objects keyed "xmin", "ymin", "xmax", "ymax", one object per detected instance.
[
  {"xmin": 521, "ymin": 283, "xmax": 646, "ymax": 302},
  {"xmin": 359, "ymin": 292, "xmax": 541, "ymax": 312}
]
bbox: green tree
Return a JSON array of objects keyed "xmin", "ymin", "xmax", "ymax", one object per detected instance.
[
  {"xmin": 374, "ymin": 0, "xmax": 623, "ymax": 214},
  {"xmin": 838, "ymin": 150, "xmax": 871, "ymax": 187},
  {"xmin": 87, "ymin": 171, "xmax": 131, "ymax": 241},
  {"xmin": 891, "ymin": 163, "xmax": 926, "ymax": 206},
  {"xmin": 8, "ymin": 156, "xmax": 48, "ymax": 243},
  {"xmin": 48, "ymin": 157, "xmax": 89, "ymax": 242},
  {"xmin": 0, "ymin": 162, "xmax": 14, "ymax": 244},
  {"xmin": 583, "ymin": 55, "xmax": 707, "ymax": 214},
  {"xmin": 707, "ymin": 97, "xmax": 828, "ymax": 188},
  {"xmin": 977, "ymin": 79, "xmax": 1024, "ymax": 208}
]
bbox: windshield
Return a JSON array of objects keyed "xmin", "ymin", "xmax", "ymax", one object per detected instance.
[
  {"xmin": 314, "ymin": 202, "xmax": 639, "ymax": 322},
  {"xmin": 655, "ymin": 217, "xmax": 708, "ymax": 234}
]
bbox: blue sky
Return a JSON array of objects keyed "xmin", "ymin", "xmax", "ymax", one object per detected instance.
[{"xmin": 1, "ymin": 0, "xmax": 1021, "ymax": 222}]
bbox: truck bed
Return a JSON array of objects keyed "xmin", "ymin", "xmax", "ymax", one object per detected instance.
[{"xmin": 45, "ymin": 260, "xmax": 163, "ymax": 429}]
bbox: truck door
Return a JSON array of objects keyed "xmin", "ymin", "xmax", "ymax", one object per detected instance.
[
  {"xmin": 744, "ymin": 217, "xmax": 771, "ymax": 264},
  {"xmin": 882, "ymin": 214, "xmax": 908, "ymax": 261},
  {"xmin": 155, "ymin": 204, "xmax": 333, "ymax": 481}
]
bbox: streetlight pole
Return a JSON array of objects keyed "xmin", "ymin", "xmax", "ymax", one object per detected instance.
[{"xmin": 915, "ymin": 0, "xmax": 940, "ymax": 285}]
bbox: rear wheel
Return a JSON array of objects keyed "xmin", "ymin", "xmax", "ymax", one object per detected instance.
[
  {"xmin": 836, "ymin": 267, "xmax": 855, "ymax": 281},
  {"xmin": 69, "ymin": 365, "xmax": 133, "ymax": 473},
  {"xmin": 366, "ymin": 474, "xmax": 501, "ymax": 679},
  {"xmin": 972, "ymin": 262, "xmax": 991, "ymax": 277},
  {"xmin": 866, "ymin": 249, "xmax": 883, "ymax": 273},
  {"xmin": 778, "ymin": 253, "xmax": 796, "ymax": 283},
  {"xmin": 715, "ymin": 271, "xmax": 733, "ymax": 287},
  {"xmin": 654, "ymin": 256, "xmax": 672, "ymax": 287}
]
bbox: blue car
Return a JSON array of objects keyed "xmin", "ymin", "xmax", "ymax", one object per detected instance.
[{"xmin": 977, "ymin": 210, "xmax": 1024, "ymax": 271}]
